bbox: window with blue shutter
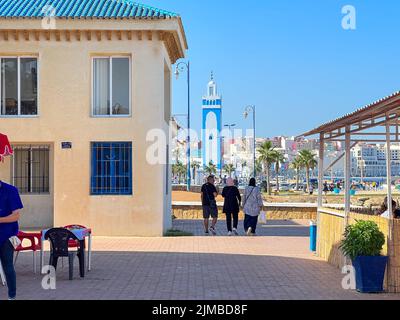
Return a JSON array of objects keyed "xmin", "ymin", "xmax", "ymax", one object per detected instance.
[{"xmin": 91, "ymin": 142, "xmax": 132, "ymax": 195}]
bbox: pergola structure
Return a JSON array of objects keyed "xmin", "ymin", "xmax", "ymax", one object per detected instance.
[{"xmin": 301, "ymin": 90, "xmax": 400, "ymax": 242}]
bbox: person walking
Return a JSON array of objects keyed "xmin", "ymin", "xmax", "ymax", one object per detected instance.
[
  {"xmin": 201, "ymin": 175, "xmax": 219, "ymax": 235},
  {"xmin": 222, "ymin": 177, "xmax": 241, "ymax": 236},
  {"xmin": 379, "ymin": 197, "xmax": 400, "ymax": 219},
  {"xmin": 323, "ymin": 182, "xmax": 329, "ymax": 195},
  {"xmin": 309, "ymin": 183, "xmax": 314, "ymax": 195},
  {"xmin": 234, "ymin": 176, "xmax": 239, "ymax": 187},
  {"xmin": 242, "ymin": 178, "xmax": 263, "ymax": 236},
  {"xmin": 0, "ymin": 180, "xmax": 23, "ymax": 300}
]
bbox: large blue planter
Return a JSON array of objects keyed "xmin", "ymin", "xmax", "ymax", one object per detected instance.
[{"xmin": 352, "ymin": 256, "xmax": 388, "ymax": 293}]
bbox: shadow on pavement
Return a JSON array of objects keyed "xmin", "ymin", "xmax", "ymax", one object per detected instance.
[
  {"xmin": 173, "ymin": 220, "xmax": 310, "ymax": 237},
  {"xmin": 5, "ymin": 250, "xmax": 396, "ymax": 300}
]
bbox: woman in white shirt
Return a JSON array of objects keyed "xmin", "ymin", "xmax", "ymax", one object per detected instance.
[{"xmin": 242, "ymin": 178, "xmax": 264, "ymax": 236}]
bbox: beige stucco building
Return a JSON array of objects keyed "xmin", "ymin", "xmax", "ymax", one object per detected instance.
[{"xmin": 0, "ymin": 0, "xmax": 187, "ymax": 236}]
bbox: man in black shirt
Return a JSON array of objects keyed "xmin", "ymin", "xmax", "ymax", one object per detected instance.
[{"xmin": 201, "ymin": 176, "xmax": 219, "ymax": 235}]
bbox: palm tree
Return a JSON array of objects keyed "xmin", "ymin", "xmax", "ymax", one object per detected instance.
[
  {"xmin": 204, "ymin": 161, "xmax": 217, "ymax": 176},
  {"xmin": 173, "ymin": 147, "xmax": 181, "ymax": 163},
  {"xmin": 274, "ymin": 151, "xmax": 285, "ymax": 192},
  {"xmin": 258, "ymin": 141, "xmax": 276, "ymax": 195},
  {"xmin": 223, "ymin": 163, "xmax": 236, "ymax": 178},
  {"xmin": 191, "ymin": 161, "xmax": 201, "ymax": 184},
  {"xmin": 174, "ymin": 161, "xmax": 187, "ymax": 184},
  {"xmin": 290, "ymin": 156, "xmax": 303, "ymax": 191},
  {"xmin": 299, "ymin": 150, "xmax": 318, "ymax": 193},
  {"xmin": 255, "ymin": 159, "xmax": 263, "ymax": 177}
]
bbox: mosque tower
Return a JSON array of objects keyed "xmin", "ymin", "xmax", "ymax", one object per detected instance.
[{"xmin": 202, "ymin": 72, "xmax": 222, "ymax": 170}]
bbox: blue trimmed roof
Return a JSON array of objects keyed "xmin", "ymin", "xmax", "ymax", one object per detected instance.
[{"xmin": 0, "ymin": 0, "xmax": 178, "ymax": 19}]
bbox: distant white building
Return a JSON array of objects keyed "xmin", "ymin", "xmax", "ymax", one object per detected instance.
[{"xmin": 351, "ymin": 144, "xmax": 400, "ymax": 177}]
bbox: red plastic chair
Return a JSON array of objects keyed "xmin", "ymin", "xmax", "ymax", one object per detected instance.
[{"xmin": 15, "ymin": 231, "xmax": 42, "ymax": 274}]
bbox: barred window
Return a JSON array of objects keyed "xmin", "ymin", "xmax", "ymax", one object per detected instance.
[
  {"xmin": 12, "ymin": 145, "xmax": 49, "ymax": 194},
  {"xmin": 91, "ymin": 142, "xmax": 132, "ymax": 195}
]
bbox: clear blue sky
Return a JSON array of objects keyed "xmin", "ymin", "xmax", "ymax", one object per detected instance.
[{"xmin": 143, "ymin": 0, "xmax": 400, "ymax": 137}]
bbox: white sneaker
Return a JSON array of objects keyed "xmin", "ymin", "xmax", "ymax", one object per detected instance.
[
  {"xmin": 227, "ymin": 231, "xmax": 233, "ymax": 236},
  {"xmin": 210, "ymin": 226, "xmax": 217, "ymax": 236},
  {"xmin": 233, "ymin": 228, "xmax": 239, "ymax": 236},
  {"xmin": 246, "ymin": 227, "xmax": 252, "ymax": 236}
]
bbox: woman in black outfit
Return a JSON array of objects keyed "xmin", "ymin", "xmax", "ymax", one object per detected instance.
[{"xmin": 222, "ymin": 177, "xmax": 242, "ymax": 236}]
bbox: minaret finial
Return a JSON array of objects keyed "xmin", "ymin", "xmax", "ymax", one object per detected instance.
[{"xmin": 211, "ymin": 71, "xmax": 214, "ymax": 81}]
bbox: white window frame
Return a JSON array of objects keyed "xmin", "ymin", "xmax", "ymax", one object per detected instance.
[
  {"xmin": 91, "ymin": 55, "xmax": 132, "ymax": 118},
  {"xmin": 0, "ymin": 56, "xmax": 39, "ymax": 118}
]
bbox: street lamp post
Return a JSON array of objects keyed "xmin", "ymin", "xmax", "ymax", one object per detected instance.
[
  {"xmin": 175, "ymin": 61, "xmax": 191, "ymax": 192},
  {"xmin": 224, "ymin": 123, "xmax": 236, "ymax": 167},
  {"xmin": 244, "ymin": 105, "xmax": 256, "ymax": 178},
  {"xmin": 224, "ymin": 124, "xmax": 237, "ymax": 132}
]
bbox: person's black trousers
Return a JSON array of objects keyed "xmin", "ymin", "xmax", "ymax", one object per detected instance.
[
  {"xmin": 0, "ymin": 239, "xmax": 16, "ymax": 299},
  {"xmin": 225, "ymin": 212, "xmax": 239, "ymax": 232},
  {"xmin": 244, "ymin": 214, "xmax": 258, "ymax": 234}
]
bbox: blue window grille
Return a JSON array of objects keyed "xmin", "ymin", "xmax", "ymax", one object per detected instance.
[{"xmin": 91, "ymin": 142, "xmax": 132, "ymax": 195}]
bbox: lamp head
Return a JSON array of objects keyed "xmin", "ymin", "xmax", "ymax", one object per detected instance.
[{"xmin": 244, "ymin": 111, "xmax": 249, "ymax": 119}]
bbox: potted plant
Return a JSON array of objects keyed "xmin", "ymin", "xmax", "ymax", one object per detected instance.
[{"xmin": 340, "ymin": 220, "xmax": 387, "ymax": 293}]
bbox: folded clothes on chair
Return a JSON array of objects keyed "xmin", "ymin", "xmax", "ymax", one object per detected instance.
[{"xmin": 9, "ymin": 236, "xmax": 21, "ymax": 249}]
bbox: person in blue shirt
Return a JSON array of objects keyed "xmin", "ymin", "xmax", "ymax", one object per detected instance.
[{"xmin": 0, "ymin": 181, "xmax": 23, "ymax": 300}]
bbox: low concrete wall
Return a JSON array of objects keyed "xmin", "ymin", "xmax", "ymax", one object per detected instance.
[
  {"xmin": 172, "ymin": 185, "xmax": 246, "ymax": 193},
  {"xmin": 317, "ymin": 209, "xmax": 400, "ymax": 293},
  {"xmin": 172, "ymin": 202, "xmax": 317, "ymax": 221},
  {"xmin": 172, "ymin": 185, "xmax": 203, "ymax": 193}
]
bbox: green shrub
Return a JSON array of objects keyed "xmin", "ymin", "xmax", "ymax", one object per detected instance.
[
  {"xmin": 339, "ymin": 220, "xmax": 386, "ymax": 260},
  {"xmin": 165, "ymin": 229, "xmax": 193, "ymax": 237}
]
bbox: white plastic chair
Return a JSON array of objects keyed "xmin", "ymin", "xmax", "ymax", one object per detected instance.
[{"xmin": 0, "ymin": 262, "xmax": 6, "ymax": 286}]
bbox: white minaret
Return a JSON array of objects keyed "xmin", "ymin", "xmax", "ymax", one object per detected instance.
[{"xmin": 202, "ymin": 72, "xmax": 223, "ymax": 170}]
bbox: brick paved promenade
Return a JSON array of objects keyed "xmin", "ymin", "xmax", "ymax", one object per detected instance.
[{"xmin": 1, "ymin": 220, "xmax": 399, "ymax": 300}]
